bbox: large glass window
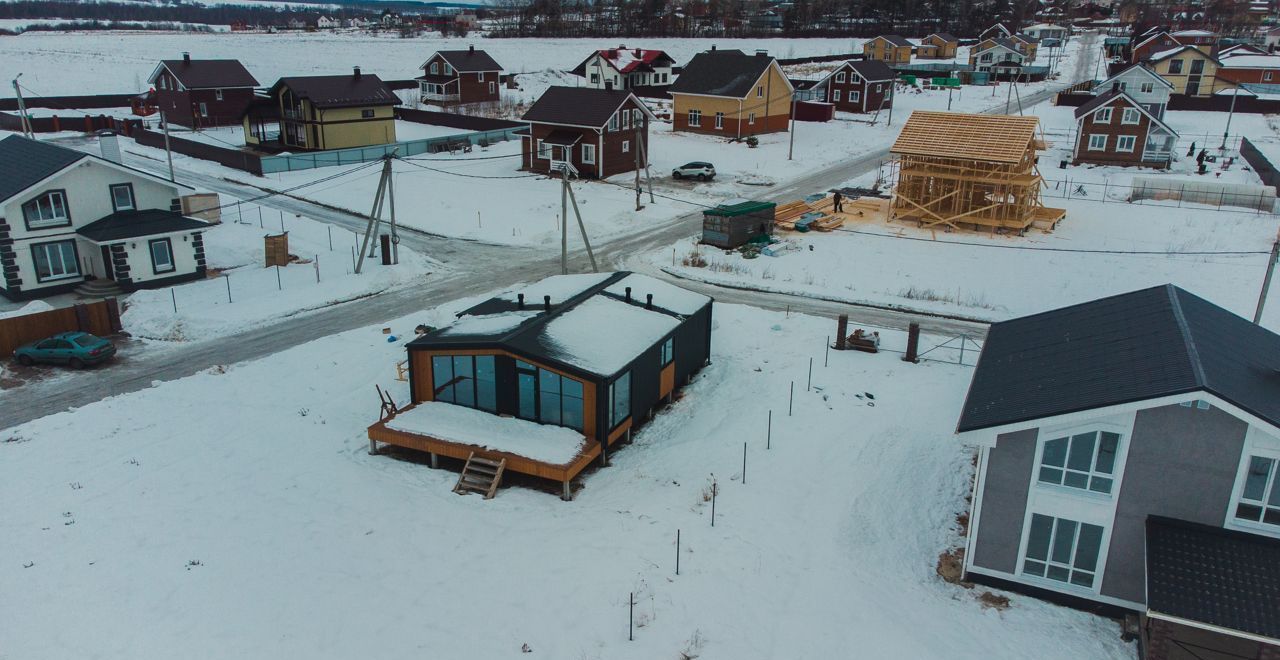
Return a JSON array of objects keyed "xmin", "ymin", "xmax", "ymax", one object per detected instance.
[
  {"xmin": 1235, "ymin": 455, "xmax": 1280, "ymax": 527},
  {"xmin": 30, "ymin": 240, "xmax": 79, "ymax": 282},
  {"xmin": 431, "ymin": 355, "xmax": 496, "ymax": 413},
  {"xmin": 660, "ymin": 337, "xmax": 674, "ymax": 367},
  {"xmin": 1038, "ymin": 431, "xmax": 1119, "ymax": 494},
  {"xmin": 609, "ymin": 371, "xmax": 631, "ymax": 429},
  {"xmin": 22, "ymin": 191, "xmax": 70, "ymax": 229},
  {"xmin": 1022, "ymin": 514, "xmax": 1104, "ymax": 588},
  {"xmin": 515, "ymin": 360, "xmax": 584, "ymax": 432}
]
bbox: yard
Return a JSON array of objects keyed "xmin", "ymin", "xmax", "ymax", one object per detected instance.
[{"xmin": 0, "ymin": 298, "xmax": 1134, "ymax": 660}]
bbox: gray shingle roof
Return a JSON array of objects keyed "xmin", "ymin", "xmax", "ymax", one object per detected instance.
[
  {"xmin": 271, "ymin": 73, "xmax": 399, "ymax": 109},
  {"xmin": 0, "ymin": 135, "xmax": 88, "ymax": 204},
  {"xmin": 847, "ymin": 60, "xmax": 896, "ymax": 82},
  {"xmin": 521, "ymin": 86, "xmax": 645, "ymax": 128},
  {"xmin": 434, "ymin": 49, "xmax": 504, "ymax": 73},
  {"xmin": 1147, "ymin": 516, "xmax": 1280, "ymax": 640},
  {"xmin": 77, "ymin": 209, "xmax": 210, "ymax": 242},
  {"xmin": 155, "ymin": 59, "xmax": 258, "ymax": 89},
  {"xmin": 668, "ymin": 50, "xmax": 776, "ymax": 99},
  {"xmin": 874, "ymin": 35, "xmax": 913, "ymax": 47},
  {"xmin": 957, "ymin": 285, "xmax": 1280, "ymax": 433}
]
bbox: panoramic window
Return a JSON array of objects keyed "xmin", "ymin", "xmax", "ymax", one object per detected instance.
[
  {"xmin": 1235, "ymin": 455, "xmax": 1280, "ymax": 527},
  {"xmin": 1038, "ymin": 430, "xmax": 1120, "ymax": 494},
  {"xmin": 22, "ymin": 190, "xmax": 70, "ymax": 228},
  {"xmin": 432, "ymin": 355, "xmax": 497, "ymax": 413},
  {"xmin": 1022, "ymin": 514, "xmax": 1104, "ymax": 588}
]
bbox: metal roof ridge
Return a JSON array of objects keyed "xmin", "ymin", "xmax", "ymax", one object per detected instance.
[{"xmin": 1167, "ymin": 284, "xmax": 1209, "ymax": 389}]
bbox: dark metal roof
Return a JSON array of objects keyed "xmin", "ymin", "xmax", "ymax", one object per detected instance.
[
  {"xmin": 872, "ymin": 34, "xmax": 913, "ymax": 48},
  {"xmin": 1074, "ymin": 88, "xmax": 1125, "ymax": 117},
  {"xmin": 668, "ymin": 49, "xmax": 776, "ymax": 99},
  {"xmin": 541, "ymin": 129, "xmax": 583, "ymax": 146},
  {"xmin": 156, "ymin": 59, "xmax": 258, "ymax": 89},
  {"xmin": 957, "ymin": 284, "xmax": 1280, "ymax": 433},
  {"xmin": 77, "ymin": 209, "xmax": 210, "ymax": 243},
  {"xmin": 521, "ymin": 86, "xmax": 644, "ymax": 128},
  {"xmin": 1147, "ymin": 516, "xmax": 1280, "ymax": 640},
  {"xmin": 847, "ymin": 60, "xmax": 896, "ymax": 82},
  {"xmin": 0, "ymin": 135, "xmax": 88, "ymax": 204},
  {"xmin": 271, "ymin": 73, "xmax": 399, "ymax": 109},
  {"xmin": 434, "ymin": 49, "xmax": 504, "ymax": 73},
  {"xmin": 928, "ymin": 32, "xmax": 960, "ymax": 42}
]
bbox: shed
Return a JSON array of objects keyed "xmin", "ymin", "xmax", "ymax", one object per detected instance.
[{"xmin": 701, "ymin": 200, "xmax": 776, "ymax": 248}]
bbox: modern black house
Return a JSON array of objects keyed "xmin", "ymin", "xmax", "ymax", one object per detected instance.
[{"xmin": 368, "ymin": 272, "xmax": 713, "ymax": 498}]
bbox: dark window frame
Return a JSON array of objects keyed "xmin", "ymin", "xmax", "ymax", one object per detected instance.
[
  {"xmin": 110, "ymin": 183, "xmax": 136, "ymax": 212},
  {"xmin": 361, "ymin": 109, "xmax": 375, "ymax": 119},
  {"xmin": 29, "ymin": 238, "xmax": 81, "ymax": 283},
  {"xmin": 609, "ymin": 370, "xmax": 631, "ymax": 430},
  {"xmin": 514, "ymin": 359, "xmax": 585, "ymax": 432},
  {"xmin": 660, "ymin": 336, "xmax": 674, "ymax": 367},
  {"xmin": 149, "ymin": 237, "xmax": 176, "ymax": 274},
  {"xmin": 21, "ymin": 189, "xmax": 72, "ymax": 231}
]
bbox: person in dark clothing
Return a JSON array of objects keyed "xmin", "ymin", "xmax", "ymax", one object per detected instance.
[{"xmin": 833, "ymin": 191, "xmax": 843, "ymax": 213}]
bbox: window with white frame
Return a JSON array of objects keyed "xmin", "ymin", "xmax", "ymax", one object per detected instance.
[
  {"xmin": 850, "ymin": 90, "xmax": 861, "ymax": 103},
  {"xmin": 1021, "ymin": 513, "xmax": 1105, "ymax": 588},
  {"xmin": 489, "ymin": 82, "xmax": 496, "ymax": 94},
  {"xmin": 199, "ymin": 102, "xmax": 208, "ymax": 117},
  {"xmin": 609, "ymin": 113, "xmax": 619, "ymax": 131},
  {"xmin": 22, "ymin": 190, "xmax": 70, "ymax": 229},
  {"xmin": 430, "ymin": 62, "xmax": 438, "ymax": 74},
  {"xmin": 1234, "ymin": 454, "xmax": 1280, "ymax": 527},
  {"xmin": 110, "ymin": 184, "xmax": 135, "ymax": 212},
  {"xmin": 757, "ymin": 85, "xmax": 764, "ymax": 98},
  {"xmin": 1094, "ymin": 107, "xmax": 1113, "ymax": 123},
  {"xmin": 581, "ymin": 143, "xmax": 596, "ymax": 164},
  {"xmin": 1268, "ymin": 71, "xmax": 1275, "ymax": 82},
  {"xmin": 688, "ymin": 109, "xmax": 701, "ymax": 127},
  {"xmin": 748, "ymin": 112, "xmax": 756, "ymax": 125},
  {"xmin": 30, "ymin": 239, "xmax": 79, "ymax": 282},
  {"xmin": 444, "ymin": 63, "xmax": 453, "ymax": 75},
  {"xmin": 149, "ymin": 238, "xmax": 175, "ymax": 274},
  {"xmin": 622, "ymin": 140, "xmax": 630, "ymax": 153},
  {"xmin": 1121, "ymin": 107, "xmax": 1141, "ymax": 124},
  {"xmin": 875, "ymin": 83, "xmax": 882, "ymax": 92},
  {"xmin": 215, "ymin": 88, "xmax": 224, "ymax": 101},
  {"xmin": 1038, "ymin": 430, "xmax": 1120, "ymax": 493},
  {"xmin": 1087, "ymin": 134, "xmax": 1107, "ymax": 151},
  {"xmin": 714, "ymin": 112, "xmax": 724, "ymax": 129},
  {"xmin": 536, "ymin": 139, "xmax": 549, "ymax": 159},
  {"xmin": 477, "ymin": 72, "xmax": 484, "ymax": 81},
  {"xmin": 1116, "ymin": 135, "xmax": 1137, "ymax": 152},
  {"xmin": 1140, "ymin": 82, "xmax": 1155, "ymax": 93},
  {"xmin": 833, "ymin": 90, "xmax": 842, "ymax": 102},
  {"xmin": 981, "ymin": 53, "xmax": 993, "ymax": 63},
  {"xmin": 835, "ymin": 71, "xmax": 846, "ymax": 83}
]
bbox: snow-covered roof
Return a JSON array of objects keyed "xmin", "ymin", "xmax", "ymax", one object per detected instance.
[
  {"xmin": 438, "ymin": 310, "xmax": 539, "ymax": 337},
  {"xmin": 387, "ymin": 401, "xmax": 586, "ymax": 464},
  {"xmin": 1219, "ymin": 54, "xmax": 1280, "ymax": 69},
  {"xmin": 1172, "ymin": 29, "xmax": 1214, "ymax": 37},
  {"xmin": 604, "ymin": 273, "xmax": 712, "ymax": 315},
  {"xmin": 541, "ymin": 295, "xmax": 680, "ymax": 376},
  {"xmin": 499, "ymin": 273, "xmax": 613, "ymax": 305}
]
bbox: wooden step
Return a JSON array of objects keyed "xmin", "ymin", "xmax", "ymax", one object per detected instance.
[
  {"xmin": 453, "ymin": 451, "xmax": 507, "ymax": 500},
  {"xmin": 469, "ymin": 456, "xmax": 504, "ymax": 468}
]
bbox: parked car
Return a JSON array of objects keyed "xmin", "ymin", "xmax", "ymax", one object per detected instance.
[
  {"xmin": 13, "ymin": 332, "xmax": 116, "ymax": 368},
  {"xmin": 672, "ymin": 161, "xmax": 716, "ymax": 181}
]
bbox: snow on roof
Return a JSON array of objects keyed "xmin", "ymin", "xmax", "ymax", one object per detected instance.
[
  {"xmin": 387, "ymin": 402, "xmax": 586, "ymax": 464},
  {"xmin": 499, "ymin": 273, "xmax": 613, "ymax": 306},
  {"xmin": 1172, "ymin": 29, "xmax": 1214, "ymax": 37},
  {"xmin": 438, "ymin": 310, "xmax": 540, "ymax": 337},
  {"xmin": 1148, "ymin": 46, "xmax": 1185, "ymax": 61},
  {"xmin": 1219, "ymin": 54, "xmax": 1280, "ymax": 69},
  {"xmin": 540, "ymin": 295, "xmax": 679, "ymax": 376},
  {"xmin": 604, "ymin": 273, "xmax": 711, "ymax": 315}
]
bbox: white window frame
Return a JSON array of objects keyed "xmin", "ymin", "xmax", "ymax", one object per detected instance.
[
  {"xmin": 622, "ymin": 140, "xmax": 629, "ymax": 153},
  {"xmin": 1035, "ymin": 428, "xmax": 1123, "ymax": 495},
  {"xmin": 748, "ymin": 112, "xmax": 756, "ymax": 125},
  {"xmin": 1140, "ymin": 82, "xmax": 1155, "ymax": 93},
  {"xmin": 1121, "ymin": 107, "xmax": 1141, "ymax": 125},
  {"xmin": 1094, "ymin": 107, "xmax": 1113, "ymax": 123},
  {"xmin": 1116, "ymin": 135, "xmax": 1137, "ymax": 152},
  {"xmin": 1087, "ymin": 134, "xmax": 1107, "ymax": 151},
  {"xmin": 489, "ymin": 81, "xmax": 496, "ymax": 94},
  {"xmin": 110, "ymin": 183, "xmax": 135, "ymax": 212},
  {"xmin": 835, "ymin": 71, "xmax": 846, "ymax": 83},
  {"xmin": 714, "ymin": 112, "xmax": 724, "ymax": 129},
  {"xmin": 875, "ymin": 83, "xmax": 882, "ymax": 93},
  {"xmin": 757, "ymin": 85, "xmax": 764, "ymax": 98},
  {"xmin": 199, "ymin": 102, "xmax": 208, "ymax": 118},
  {"xmin": 1268, "ymin": 71, "xmax": 1276, "ymax": 82},
  {"xmin": 850, "ymin": 90, "xmax": 861, "ymax": 103},
  {"xmin": 430, "ymin": 62, "xmax": 439, "ymax": 74},
  {"xmin": 444, "ymin": 63, "xmax": 453, "ymax": 75},
  {"xmin": 477, "ymin": 72, "xmax": 483, "ymax": 82},
  {"xmin": 536, "ymin": 139, "xmax": 549, "ymax": 159},
  {"xmin": 215, "ymin": 88, "xmax": 224, "ymax": 101},
  {"xmin": 1226, "ymin": 427, "xmax": 1280, "ymax": 538},
  {"xmin": 609, "ymin": 113, "xmax": 619, "ymax": 131},
  {"xmin": 30, "ymin": 239, "xmax": 80, "ymax": 283},
  {"xmin": 833, "ymin": 89, "xmax": 841, "ymax": 102},
  {"xmin": 688, "ymin": 109, "xmax": 701, "ymax": 127},
  {"xmin": 23, "ymin": 190, "xmax": 71, "ymax": 229},
  {"xmin": 1019, "ymin": 513, "xmax": 1107, "ymax": 590},
  {"xmin": 581, "ymin": 143, "xmax": 596, "ymax": 164}
]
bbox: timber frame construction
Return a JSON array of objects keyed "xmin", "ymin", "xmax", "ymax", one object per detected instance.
[{"xmin": 888, "ymin": 111, "xmax": 1066, "ymax": 233}]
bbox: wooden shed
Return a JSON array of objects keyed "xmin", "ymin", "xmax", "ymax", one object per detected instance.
[
  {"xmin": 888, "ymin": 111, "xmax": 1065, "ymax": 233},
  {"xmin": 701, "ymin": 200, "xmax": 776, "ymax": 249}
]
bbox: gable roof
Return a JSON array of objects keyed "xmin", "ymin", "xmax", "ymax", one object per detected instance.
[
  {"xmin": 893, "ymin": 111, "xmax": 1040, "ymax": 164},
  {"xmin": 669, "ymin": 49, "xmax": 789, "ymax": 99},
  {"xmin": 1073, "ymin": 89, "xmax": 1177, "ymax": 134},
  {"xmin": 869, "ymin": 34, "xmax": 912, "ymax": 48},
  {"xmin": 521, "ymin": 86, "xmax": 654, "ymax": 128},
  {"xmin": 270, "ymin": 73, "xmax": 399, "ymax": 109},
  {"xmin": 1219, "ymin": 53, "xmax": 1280, "ymax": 69},
  {"xmin": 925, "ymin": 32, "xmax": 959, "ymax": 43},
  {"xmin": 976, "ymin": 38, "xmax": 1023, "ymax": 55},
  {"xmin": 1133, "ymin": 31, "xmax": 1178, "ymax": 52},
  {"xmin": 1146, "ymin": 516, "xmax": 1280, "ymax": 642},
  {"xmin": 1148, "ymin": 44, "xmax": 1220, "ymax": 65},
  {"xmin": 956, "ymin": 285, "xmax": 1280, "ymax": 434},
  {"xmin": 571, "ymin": 46, "xmax": 675, "ymax": 77},
  {"xmin": 814, "ymin": 59, "xmax": 895, "ymax": 87},
  {"xmin": 149, "ymin": 58, "xmax": 258, "ymax": 89},
  {"xmin": 77, "ymin": 209, "xmax": 210, "ymax": 243},
  {"xmin": 1220, "ymin": 43, "xmax": 1268, "ymax": 57},
  {"xmin": 1099, "ymin": 63, "xmax": 1175, "ymax": 90},
  {"xmin": 426, "ymin": 48, "xmax": 504, "ymax": 73},
  {"xmin": 410, "ymin": 272, "xmax": 711, "ymax": 379},
  {"xmin": 0, "ymin": 134, "xmax": 89, "ymax": 204}
]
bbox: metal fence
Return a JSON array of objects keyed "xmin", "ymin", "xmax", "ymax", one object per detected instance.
[
  {"xmin": 1040, "ymin": 177, "xmax": 1278, "ymax": 214},
  {"xmin": 256, "ymin": 127, "xmax": 521, "ymax": 173}
]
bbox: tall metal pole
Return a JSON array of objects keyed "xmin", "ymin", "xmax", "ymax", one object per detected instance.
[
  {"xmin": 388, "ymin": 166, "xmax": 400, "ymax": 265},
  {"xmin": 12, "ymin": 74, "xmax": 31, "ymax": 138},
  {"xmin": 886, "ymin": 78, "xmax": 895, "ymax": 126},
  {"xmin": 634, "ymin": 124, "xmax": 643, "ymax": 211},
  {"xmin": 787, "ymin": 96, "xmax": 796, "ymax": 160},
  {"xmin": 160, "ymin": 109, "xmax": 175, "ymax": 182},
  {"xmin": 1222, "ymin": 86, "xmax": 1239, "ymax": 150},
  {"xmin": 1254, "ymin": 230, "xmax": 1280, "ymax": 324}
]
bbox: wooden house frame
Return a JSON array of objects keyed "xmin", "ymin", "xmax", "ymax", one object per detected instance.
[{"xmin": 888, "ymin": 111, "xmax": 1065, "ymax": 233}]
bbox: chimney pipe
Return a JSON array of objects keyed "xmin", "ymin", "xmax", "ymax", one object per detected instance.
[
  {"xmin": 645, "ymin": 294, "xmax": 653, "ymax": 310},
  {"xmin": 353, "ymin": 66, "xmax": 361, "ymax": 79},
  {"xmin": 625, "ymin": 286, "xmax": 632, "ymax": 302},
  {"xmin": 543, "ymin": 295, "xmax": 551, "ymax": 311},
  {"xmin": 756, "ymin": 49, "xmax": 768, "ymax": 57},
  {"xmin": 710, "ymin": 44, "xmax": 717, "ymax": 52},
  {"xmin": 182, "ymin": 51, "xmax": 191, "ymax": 63},
  {"xmin": 469, "ymin": 44, "xmax": 475, "ymax": 53},
  {"xmin": 517, "ymin": 293, "xmax": 525, "ymax": 309}
]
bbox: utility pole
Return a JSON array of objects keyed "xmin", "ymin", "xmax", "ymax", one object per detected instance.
[
  {"xmin": 388, "ymin": 168, "xmax": 399, "ymax": 264},
  {"xmin": 564, "ymin": 175, "xmax": 598, "ymax": 273},
  {"xmin": 886, "ymin": 78, "xmax": 895, "ymax": 126},
  {"xmin": 947, "ymin": 85, "xmax": 954, "ymax": 111},
  {"xmin": 561, "ymin": 167, "xmax": 568, "ymax": 275},
  {"xmin": 1005, "ymin": 73, "xmax": 1014, "ymax": 114},
  {"xmin": 1222, "ymin": 86, "xmax": 1240, "ymax": 150},
  {"xmin": 159, "ymin": 109, "xmax": 175, "ymax": 182},
  {"xmin": 12, "ymin": 74, "xmax": 31, "ymax": 138},
  {"xmin": 1254, "ymin": 230, "xmax": 1280, "ymax": 324},
  {"xmin": 355, "ymin": 153, "xmax": 396, "ymax": 274},
  {"xmin": 787, "ymin": 95, "xmax": 796, "ymax": 160},
  {"xmin": 634, "ymin": 123, "xmax": 643, "ymax": 211}
]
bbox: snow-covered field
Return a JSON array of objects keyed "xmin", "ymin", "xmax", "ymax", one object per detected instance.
[{"xmin": 0, "ymin": 298, "xmax": 1133, "ymax": 660}]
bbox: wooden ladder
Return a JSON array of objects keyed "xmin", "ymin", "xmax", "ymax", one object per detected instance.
[{"xmin": 454, "ymin": 452, "xmax": 506, "ymax": 499}]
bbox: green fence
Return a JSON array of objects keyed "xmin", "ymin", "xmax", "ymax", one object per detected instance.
[{"xmin": 257, "ymin": 127, "xmax": 521, "ymax": 174}]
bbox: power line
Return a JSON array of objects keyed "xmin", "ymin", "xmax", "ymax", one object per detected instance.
[
  {"xmin": 392, "ymin": 155, "xmax": 542, "ymax": 179},
  {"xmin": 398, "ymin": 151, "xmax": 525, "ymax": 162}
]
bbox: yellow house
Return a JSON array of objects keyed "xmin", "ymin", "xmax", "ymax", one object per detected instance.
[
  {"xmin": 667, "ymin": 49, "xmax": 794, "ymax": 137},
  {"xmin": 863, "ymin": 35, "xmax": 913, "ymax": 65},
  {"xmin": 1011, "ymin": 34, "xmax": 1040, "ymax": 61},
  {"xmin": 1147, "ymin": 45, "xmax": 1220, "ymax": 96},
  {"xmin": 917, "ymin": 33, "xmax": 959, "ymax": 59},
  {"xmin": 245, "ymin": 67, "xmax": 400, "ymax": 151}
]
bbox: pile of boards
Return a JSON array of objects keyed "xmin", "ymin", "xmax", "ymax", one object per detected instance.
[{"xmin": 773, "ymin": 198, "xmax": 845, "ymax": 233}]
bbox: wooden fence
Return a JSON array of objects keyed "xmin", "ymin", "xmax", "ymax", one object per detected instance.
[
  {"xmin": 0, "ymin": 111, "xmax": 142, "ymax": 135},
  {"xmin": 133, "ymin": 128, "xmax": 265, "ymax": 175},
  {"xmin": 1055, "ymin": 91, "xmax": 1280, "ymax": 114},
  {"xmin": 0, "ymin": 298, "xmax": 123, "ymax": 359}
]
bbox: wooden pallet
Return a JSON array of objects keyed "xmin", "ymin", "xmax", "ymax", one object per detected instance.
[{"xmin": 455, "ymin": 452, "xmax": 507, "ymax": 499}]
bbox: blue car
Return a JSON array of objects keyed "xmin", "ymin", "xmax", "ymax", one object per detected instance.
[{"xmin": 13, "ymin": 331, "xmax": 116, "ymax": 368}]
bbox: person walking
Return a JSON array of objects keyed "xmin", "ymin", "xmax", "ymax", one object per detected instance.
[{"xmin": 833, "ymin": 190, "xmax": 843, "ymax": 213}]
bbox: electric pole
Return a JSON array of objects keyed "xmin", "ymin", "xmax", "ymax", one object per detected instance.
[
  {"xmin": 160, "ymin": 109, "xmax": 175, "ymax": 182},
  {"xmin": 355, "ymin": 153, "xmax": 398, "ymax": 274},
  {"xmin": 1222, "ymin": 86, "xmax": 1240, "ymax": 150},
  {"xmin": 1254, "ymin": 229, "xmax": 1280, "ymax": 324},
  {"xmin": 787, "ymin": 96, "xmax": 796, "ymax": 160},
  {"xmin": 12, "ymin": 74, "xmax": 31, "ymax": 138},
  {"xmin": 634, "ymin": 124, "xmax": 643, "ymax": 211},
  {"xmin": 561, "ymin": 167, "xmax": 568, "ymax": 275}
]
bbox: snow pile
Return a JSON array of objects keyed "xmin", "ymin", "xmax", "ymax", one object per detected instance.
[
  {"xmin": 387, "ymin": 401, "xmax": 586, "ymax": 464},
  {"xmin": 437, "ymin": 310, "xmax": 539, "ymax": 337},
  {"xmin": 540, "ymin": 295, "xmax": 678, "ymax": 375},
  {"xmin": 0, "ymin": 300, "xmax": 54, "ymax": 320}
]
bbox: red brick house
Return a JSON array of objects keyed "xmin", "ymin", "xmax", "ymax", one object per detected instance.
[
  {"xmin": 417, "ymin": 46, "xmax": 504, "ymax": 106},
  {"xmin": 146, "ymin": 53, "xmax": 259, "ymax": 128},
  {"xmin": 518, "ymin": 87, "xmax": 655, "ymax": 179},
  {"xmin": 1072, "ymin": 89, "xmax": 1178, "ymax": 168},
  {"xmin": 1131, "ymin": 31, "xmax": 1184, "ymax": 63},
  {"xmin": 811, "ymin": 60, "xmax": 895, "ymax": 114},
  {"xmin": 1216, "ymin": 52, "xmax": 1280, "ymax": 85}
]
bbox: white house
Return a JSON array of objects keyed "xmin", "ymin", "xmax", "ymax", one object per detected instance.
[
  {"xmin": 0, "ymin": 135, "xmax": 210, "ymax": 301},
  {"xmin": 1022, "ymin": 23, "xmax": 1068, "ymax": 42},
  {"xmin": 970, "ymin": 38, "xmax": 1027, "ymax": 74},
  {"xmin": 1094, "ymin": 64, "xmax": 1174, "ymax": 119},
  {"xmin": 570, "ymin": 46, "xmax": 677, "ymax": 90},
  {"xmin": 316, "ymin": 15, "xmax": 340, "ymax": 29}
]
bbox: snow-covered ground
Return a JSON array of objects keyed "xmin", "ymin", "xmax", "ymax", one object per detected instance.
[{"xmin": 0, "ymin": 298, "xmax": 1134, "ymax": 660}]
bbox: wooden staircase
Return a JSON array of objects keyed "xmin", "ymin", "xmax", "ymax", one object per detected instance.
[{"xmin": 454, "ymin": 453, "xmax": 506, "ymax": 499}]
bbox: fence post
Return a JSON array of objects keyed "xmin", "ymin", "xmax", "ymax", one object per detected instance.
[
  {"xmin": 170, "ymin": 288, "xmax": 177, "ymax": 314},
  {"xmin": 275, "ymin": 265, "xmax": 282, "ymax": 290},
  {"xmin": 224, "ymin": 274, "xmax": 232, "ymax": 303}
]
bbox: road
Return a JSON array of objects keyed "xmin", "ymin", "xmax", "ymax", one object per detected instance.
[{"xmin": 0, "ymin": 34, "xmax": 1098, "ymax": 429}]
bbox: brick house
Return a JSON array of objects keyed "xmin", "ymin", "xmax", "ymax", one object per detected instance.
[
  {"xmin": 417, "ymin": 46, "xmax": 504, "ymax": 106},
  {"xmin": 1072, "ymin": 89, "xmax": 1177, "ymax": 168},
  {"xmin": 862, "ymin": 35, "xmax": 913, "ymax": 65},
  {"xmin": 917, "ymin": 33, "xmax": 959, "ymax": 59},
  {"xmin": 146, "ymin": 53, "xmax": 259, "ymax": 128},
  {"xmin": 811, "ymin": 60, "xmax": 895, "ymax": 113},
  {"xmin": 668, "ymin": 48, "xmax": 793, "ymax": 137},
  {"xmin": 518, "ymin": 87, "xmax": 655, "ymax": 179},
  {"xmin": 1215, "ymin": 52, "xmax": 1280, "ymax": 88},
  {"xmin": 1131, "ymin": 31, "xmax": 1184, "ymax": 63}
]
